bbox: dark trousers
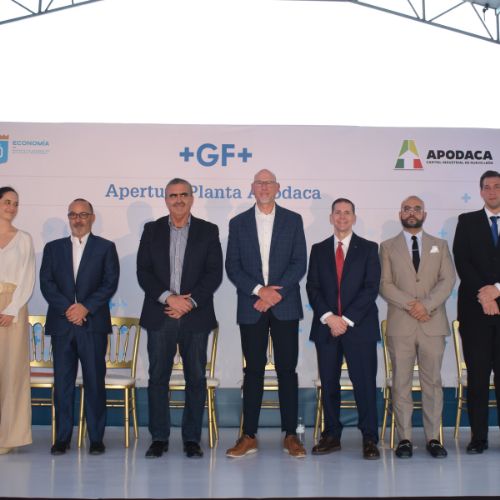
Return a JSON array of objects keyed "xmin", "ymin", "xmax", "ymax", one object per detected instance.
[
  {"xmin": 460, "ymin": 323, "xmax": 500, "ymax": 441},
  {"xmin": 51, "ymin": 325, "xmax": 107, "ymax": 444},
  {"xmin": 315, "ymin": 336, "xmax": 379, "ymax": 443},
  {"xmin": 240, "ymin": 311, "xmax": 299, "ymax": 435},
  {"xmin": 147, "ymin": 317, "xmax": 209, "ymax": 444}
]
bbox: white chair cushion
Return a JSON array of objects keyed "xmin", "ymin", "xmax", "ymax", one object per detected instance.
[
  {"xmin": 30, "ymin": 374, "xmax": 54, "ymax": 384},
  {"xmin": 105, "ymin": 374, "xmax": 135, "ymax": 386},
  {"xmin": 169, "ymin": 375, "xmax": 220, "ymax": 388}
]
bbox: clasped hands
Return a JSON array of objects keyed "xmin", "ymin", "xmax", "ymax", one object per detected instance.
[
  {"xmin": 65, "ymin": 303, "xmax": 89, "ymax": 326},
  {"xmin": 477, "ymin": 285, "xmax": 500, "ymax": 316},
  {"xmin": 164, "ymin": 293, "xmax": 193, "ymax": 319},
  {"xmin": 325, "ymin": 314, "xmax": 348, "ymax": 337},
  {"xmin": 406, "ymin": 300, "xmax": 431, "ymax": 322},
  {"xmin": 253, "ymin": 285, "xmax": 283, "ymax": 312}
]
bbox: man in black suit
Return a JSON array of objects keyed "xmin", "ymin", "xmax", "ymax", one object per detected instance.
[
  {"xmin": 137, "ymin": 178, "xmax": 223, "ymax": 459},
  {"xmin": 453, "ymin": 170, "xmax": 500, "ymax": 454},
  {"xmin": 40, "ymin": 198, "xmax": 120, "ymax": 456},
  {"xmin": 306, "ymin": 198, "xmax": 381, "ymax": 459}
]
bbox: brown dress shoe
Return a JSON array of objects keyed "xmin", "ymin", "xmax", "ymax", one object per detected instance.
[
  {"xmin": 226, "ymin": 435, "xmax": 258, "ymax": 458},
  {"xmin": 283, "ymin": 435, "xmax": 307, "ymax": 458},
  {"xmin": 312, "ymin": 435, "xmax": 341, "ymax": 455},
  {"xmin": 363, "ymin": 440, "xmax": 380, "ymax": 460}
]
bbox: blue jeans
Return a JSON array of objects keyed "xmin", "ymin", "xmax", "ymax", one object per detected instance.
[{"xmin": 147, "ymin": 317, "xmax": 209, "ymax": 444}]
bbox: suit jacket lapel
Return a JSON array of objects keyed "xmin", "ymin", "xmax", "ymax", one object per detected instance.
[
  {"xmin": 246, "ymin": 205, "xmax": 262, "ymax": 259},
  {"xmin": 419, "ymin": 232, "xmax": 432, "ymax": 275},
  {"xmin": 63, "ymin": 237, "xmax": 74, "ymax": 283},
  {"xmin": 394, "ymin": 231, "xmax": 415, "ymax": 274},
  {"xmin": 270, "ymin": 204, "xmax": 285, "ymax": 259},
  {"xmin": 76, "ymin": 233, "xmax": 95, "ymax": 285},
  {"xmin": 479, "ymin": 210, "xmax": 498, "ymax": 252},
  {"xmin": 341, "ymin": 233, "xmax": 359, "ymax": 283},
  {"xmin": 181, "ymin": 216, "xmax": 198, "ymax": 287}
]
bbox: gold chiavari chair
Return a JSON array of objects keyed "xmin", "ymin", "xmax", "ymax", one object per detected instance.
[
  {"xmin": 313, "ymin": 358, "xmax": 357, "ymax": 442},
  {"xmin": 169, "ymin": 325, "xmax": 220, "ymax": 448},
  {"xmin": 78, "ymin": 317, "xmax": 141, "ymax": 447},
  {"xmin": 381, "ymin": 319, "xmax": 443, "ymax": 448},
  {"xmin": 452, "ymin": 320, "xmax": 496, "ymax": 438},
  {"xmin": 29, "ymin": 315, "xmax": 56, "ymax": 445}
]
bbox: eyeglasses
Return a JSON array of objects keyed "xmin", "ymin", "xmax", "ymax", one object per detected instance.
[
  {"xmin": 68, "ymin": 212, "xmax": 92, "ymax": 220},
  {"xmin": 253, "ymin": 180, "xmax": 276, "ymax": 187},
  {"xmin": 167, "ymin": 192, "xmax": 191, "ymax": 199},
  {"xmin": 401, "ymin": 206, "xmax": 423, "ymax": 214}
]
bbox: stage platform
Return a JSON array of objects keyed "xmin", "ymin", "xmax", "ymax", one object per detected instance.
[{"xmin": 1, "ymin": 426, "xmax": 499, "ymax": 499}]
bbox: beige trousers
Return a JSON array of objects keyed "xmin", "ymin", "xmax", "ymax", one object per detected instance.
[
  {"xmin": 387, "ymin": 328, "xmax": 445, "ymax": 443},
  {"xmin": 0, "ymin": 283, "xmax": 32, "ymax": 448}
]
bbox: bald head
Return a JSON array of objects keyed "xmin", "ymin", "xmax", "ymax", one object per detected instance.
[
  {"xmin": 401, "ymin": 195, "xmax": 425, "ymax": 211},
  {"xmin": 253, "ymin": 169, "xmax": 277, "ymax": 183}
]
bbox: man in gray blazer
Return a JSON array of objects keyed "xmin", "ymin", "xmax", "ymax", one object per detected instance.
[
  {"xmin": 380, "ymin": 195, "xmax": 455, "ymax": 459},
  {"xmin": 225, "ymin": 169, "xmax": 307, "ymax": 458}
]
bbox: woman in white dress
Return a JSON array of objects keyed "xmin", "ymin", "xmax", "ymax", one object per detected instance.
[{"xmin": 0, "ymin": 187, "xmax": 35, "ymax": 454}]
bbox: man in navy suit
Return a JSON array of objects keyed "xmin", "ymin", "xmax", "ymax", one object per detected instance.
[
  {"xmin": 225, "ymin": 169, "xmax": 307, "ymax": 458},
  {"xmin": 40, "ymin": 198, "xmax": 119, "ymax": 455},
  {"xmin": 306, "ymin": 198, "xmax": 381, "ymax": 459},
  {"xmin": 453, "ymin": 170, "xmax": 500, "ymax": 454},
  {"xmin": 137, "ymin": 178, "xmax": 222, "ymax": 459}
]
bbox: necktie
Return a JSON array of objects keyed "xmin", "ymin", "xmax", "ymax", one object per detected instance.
[
  {"xmin": 491, "ymin": 216, "xmax": 499, "ymax": 247},
  {"xmin": 335, "ymin": 241, "xmax": 344, "ymax": 315},
  {"xmin": 411, "ymin": 235, "xmax": 420, "ymax": 272}
]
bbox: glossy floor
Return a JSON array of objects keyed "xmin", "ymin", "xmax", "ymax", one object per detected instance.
[{"xmin": 1, "ymin": 427, "xmax": 500, "ymax": 498}]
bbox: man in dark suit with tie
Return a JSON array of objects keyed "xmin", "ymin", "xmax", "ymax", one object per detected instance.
[
  {"xmin": 40, "ymin": 198, "xmax": 120, "ymax": 455},
  {"xmin": 306, "ymin": 198, "xmax": 381, "ymax": 459},
  {"xmin": 137, "ymin": 178, "xmax": 222, "ymax": 459},
  {"xmin": 225, "ymin": 169, "xmax": 307, "ymax": 458},
  {"xmin": 453, "ymin": 170, "xmax": 500, "ymax": 454}
]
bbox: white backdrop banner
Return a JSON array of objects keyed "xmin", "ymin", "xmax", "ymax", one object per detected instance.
[{"xmin": 1, "ymin": 123, "xmax": 498, "ymax": 387}]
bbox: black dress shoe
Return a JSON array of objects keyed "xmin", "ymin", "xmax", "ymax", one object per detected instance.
[
  {"xmin": 89, "ymin": 441, "xmax": 106, "ymax": 455},
  {"xmin": 311, "ymin": 435, "xmax": 341, "ymax": 455},
  {"xmin": 466, "ymin": 440, "xmax": 488, "ymax": 454},
  {"xmin": 426, "ymin": 439, "xmax": 447, "ymax": 458},
  {"xmin": 50, "ymin": 441, "xmax": 69, "ymax": 456},
  {"xmin": 145, "ymin": 440, "xmax": 169, "ymax": 458},
  {"xmin": 395, "ymin": 439, "xmax": 413, "ymax": 458},
  {"xmin": 363, "ymin": 440, "xmax": 380, "ymax": 460},
  {"xmin": 184, "ymin": 441, "xmax": 203, "ymax": 458}
]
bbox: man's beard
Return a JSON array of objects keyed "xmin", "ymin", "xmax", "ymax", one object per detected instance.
[{"xmin": 401, "ymin": 218, "xmax": 423, "ymax": 229}]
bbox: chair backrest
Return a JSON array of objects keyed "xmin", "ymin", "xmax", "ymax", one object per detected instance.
[
  {"xmin": 172, "ymin": 324, "xmax": 219, "ymax": 378},
  {"xmin": 380, "ymin": 319, "xmax": 419, "ymax": 380},
  {"xmin": 452, "ymin": 320, "xmax": 467, "ymax": 380},
  {"xmin": 106, "ymin": 317, "xmax": 141, "ymax": 377},
  {"xmin": 242, "ymin": 332, "xmax": 275, "ymax": 373},
  {"xmin": 29, "ymin": 315, "xmax": 52, "ymax": 368}
]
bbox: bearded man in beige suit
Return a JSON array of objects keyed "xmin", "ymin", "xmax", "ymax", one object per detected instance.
[{"xmin": 380, "ymin": 196, "xmax": 455, "ymax": 459}]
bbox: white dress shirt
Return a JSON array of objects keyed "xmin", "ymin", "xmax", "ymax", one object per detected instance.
[
  {"xmin": 320, "ymin": 232, "xmax": 354, "ymax": 327},
  {"xmin": 402, "ymin": 229, "xmax": 422, "ymax": 256},
  {"xmin": 71, "ymin": 233, "xmax": 90, "ymax": 282},
  {"xmin": 252, "ymin": 204, "xmax": 276, "ymax": 295}
]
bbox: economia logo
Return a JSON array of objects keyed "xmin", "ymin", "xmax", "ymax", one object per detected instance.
[
  {"xmin": 395, "ymin": 140, "xmax": 423, "ymax": 170},
  {"xmin": 0, "ymin": 135, "xmax": 9, "ymax": 164}
]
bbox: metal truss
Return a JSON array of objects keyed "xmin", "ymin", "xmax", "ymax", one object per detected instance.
[
  {"xmin": 0, "ymin": 0, "xmax": 103, "ymax": 26},
  {"xmin": 297, "ymin": 0, "xmax": 500, "ymax": 45}
]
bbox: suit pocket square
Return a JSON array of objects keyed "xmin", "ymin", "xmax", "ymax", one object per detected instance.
[{"xmin": 430, "ymin": 245, "xmax": 439, "ymax": 254}]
